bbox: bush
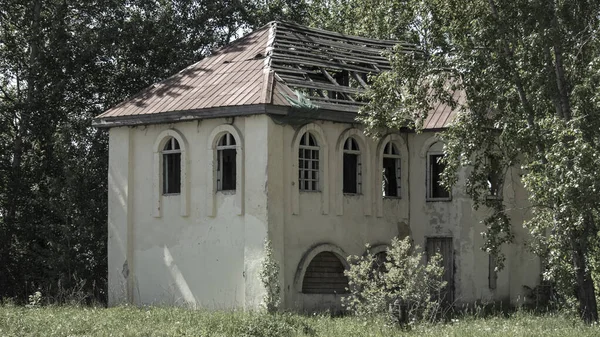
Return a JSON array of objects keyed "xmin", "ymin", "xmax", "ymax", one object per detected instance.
[{"xmin": 342, "ymin": 237, "xmax": 446, "ymax": 325}]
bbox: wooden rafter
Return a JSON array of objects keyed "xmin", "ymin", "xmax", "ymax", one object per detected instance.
[{"xmin": 270, "ymin": 22, "xmax": 413, "ymax": 109}]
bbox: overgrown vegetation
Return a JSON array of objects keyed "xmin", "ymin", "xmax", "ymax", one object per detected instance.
[
  {"xmin": 1, "ymin": 304, "xmax": 599, "ymax": 337},
  {"xmin": 343, "ymin": 237, "xmax": 446, "ymax": 325},
  {"xmin": 309, "ymin": 0, "xmax": 600, "ymax": 323},
  {"xmin": 260, "ymin": 239, "xmax": 281, "ymax": 313}
]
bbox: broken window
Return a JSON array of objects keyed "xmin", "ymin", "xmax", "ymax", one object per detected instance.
[
  {"xmin": 382, "ymin": 142, "xmax": 401, "ymax": 197},
  {"xmin": 217, "ymin": 132, "xmax": 236, "ymax": 191},
  {"xmin": 487, "ymin": 156, "xmax": 502, "ymax": 198},
  {"xmin": 302, "ymin": 252, "xmax": 349, "ymax": 294},
  {"xmin": 427, "ymin": 153, "xmax": 450, "ymax": 200},
  {"xmin": 299, "ymin": 132, "xmax": 320, "ymax": 191},
  {"xmin": 343, "ymin": 137, "xmax": 361, "ymax": 194},
  {"xmin": 162, "ymin": 137, "xmax": 181, "ymax": 195}
]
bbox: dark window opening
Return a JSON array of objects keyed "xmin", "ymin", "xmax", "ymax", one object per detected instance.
[
  {"xmin": 429, "ymin": 154, "xmax": 450, "ymax": 199},
  {"xmin": 343, "ymin": 153, "xmax": 358, "ymax": 193},
  {"xmin": 217, "ymin": 133, "xmax": 237, "ymax": 191},
  {"xmin": 343, "ymin": 137, "xmax": 361, "ymax": 194},
  {"xmin": 162, "ymin": 137, "xmax": 181, "ymax": 195},
  {"xmin": 302, "ymin": 252, "xmax": 349, "ymax": 294}
]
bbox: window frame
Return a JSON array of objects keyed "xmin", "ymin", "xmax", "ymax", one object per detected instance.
[
  {"xmin": 426, "ymin": 151, "xmax": 452, "ymax": 201},
  {"xmin": 382, "ymin": 141, "xmax": 401, "ymax": 198},
  {"xmin": 298, "ymin": 132, "xmax": 321, "ymax": 192},
  {"xmin": 216, "ymin": 132, "xmax": 237, "ymax": 192},
  {"xmin": 162, "ymin": 137, "xmax": 182, "ymax": 196},
  {"xmin": 342, "ymin": 137, "xmax": 362, "ymax": 195}
]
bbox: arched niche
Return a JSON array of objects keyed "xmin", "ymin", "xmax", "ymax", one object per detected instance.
[
  {"xmin": 375, "ymin": 133, "xmax": 409, "ymax": 217},
  {"xmin": 334, "ymin": 128, "xmax": 372, "ymax": 216},
  {"xmin": 294, "ymin": 243, "xmax": 349, "ymax": 293},
  {"xmin": 206, "ymin": 124, "xmax": 244, "ymax": 216},
  {"xmin": 152, "ymin": 128, "xmax": 189, "ymax": 218},
  {"xmin": 290, "ymin": 123, "xmax": 329, "ymax": 215}
]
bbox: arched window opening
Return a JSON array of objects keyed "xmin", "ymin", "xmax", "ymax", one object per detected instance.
[
  {"xmin": 217, "ymin": 132, "xmax": 236, "ymax": 191},
  {"xmin": 382, "ymin": 142, "xmax": 401, "ymax": 197},
  {"xmin": 299, "ymin": 132, "xmax": 320, "ymax": 191},
  {"xmin": 302, "ymin": 252, "xmax": 349, "ymax": 294},
  {"xmin": 162, "ymin": 137, "xmax": 181, "ymax": 195},
  {"xmin": 343, "ymin": 137, "xmax": 361, "ymax": 194}
]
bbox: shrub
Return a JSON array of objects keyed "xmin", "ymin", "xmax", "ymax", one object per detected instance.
[
  {"xmin": 259, "ymin": 239, "xmax": 281, "ymax": 313},
  {"xmin": 342, "ymin": 237, "xmax": 447, "ymax": 325}
]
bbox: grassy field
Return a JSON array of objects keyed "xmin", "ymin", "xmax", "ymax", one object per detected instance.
[{"xmin": 1, "ymin": 304, "xmax": 599, "ymax": 337}]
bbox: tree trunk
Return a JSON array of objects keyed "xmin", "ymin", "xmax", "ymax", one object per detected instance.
[{"xmin": 572, "ymin": 233, "xmax": 598, "ymax": 323}]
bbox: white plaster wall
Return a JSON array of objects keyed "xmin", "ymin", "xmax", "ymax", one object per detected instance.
[
  {"xmin": 107, "ymin": 114, "xmax": 540, "ymax": 311},
  {"xmin": 265, "ymin": 119, "xmax": 540, "ymax": 312},
  {"xmin": 107, "ymin": 116, "xmax": 271, "ymax": 309}
]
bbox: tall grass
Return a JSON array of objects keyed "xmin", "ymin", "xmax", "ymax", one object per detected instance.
[{"xmin": 0, "ymin": 304, "xmax": 599, "ymax": 337}]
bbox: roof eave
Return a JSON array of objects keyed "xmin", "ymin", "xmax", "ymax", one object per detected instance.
[{"xmin": 92, "ymin": 104, "xmax": 289, "ymax": 128}]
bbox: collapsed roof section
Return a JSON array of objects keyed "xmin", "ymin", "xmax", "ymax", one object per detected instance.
[{"xmin": 93, "ymin": 21, "xmax": 454, "ymax": 129}]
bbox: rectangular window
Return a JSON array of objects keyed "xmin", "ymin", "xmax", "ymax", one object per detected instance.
[
  {"xmin": 343, "ymin": 153, "xmax": 359, "ymax": 194},
  {"xmin": 217, "ymin": 149, "xmax": 236, "ymax": 191},
  {"xmin": 163, "ymin": 152, "xmax": 181, "ymax": 194},
  {"xmin": 428, "ymin": 154, "xmax": 450, "ymax": 199},
  {"xmin": 383, "ymin": 157, "xmax": 400, "ymax": 197}
]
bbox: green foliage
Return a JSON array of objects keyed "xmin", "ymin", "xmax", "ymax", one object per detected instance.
[
  {"xmin": 259, "ymin": 239, "xmax": 281, "ymax": 313},
  {"xmin": 0, "ymin": 0, "xmax": 310, "ymax": 304},
  {"xmin": 1, "ymin": 305, "xmax": 599, "ymax": 337},
  {"xmin": 343, "ymin": 237, "xmax": 446, "ymax": 324},
  {"xmin": 323, "ymin": 0, "xmax": 600, "ymax": 322}
]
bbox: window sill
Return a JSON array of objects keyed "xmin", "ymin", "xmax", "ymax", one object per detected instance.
[
  {"xmin": 383, "ymin": 196, "xmax": 402, "ymax": 200},
  {"xmin": 217, "ymin": 190, "xmax": 236, "ymax": 195},
  {"xmin": 426, "ymin": 197, "xmax": 452, "ymax": 202},
  {"xmin": 343, "ymin": 193, "xmax": 362, "ymax": 196},
  {"xmin": 162, "ymin": 193, "xmax": 181, "ymax": 197},
  {"xmin": 300, "ymin": 190, "xmax": 321, "ymax": 193}
]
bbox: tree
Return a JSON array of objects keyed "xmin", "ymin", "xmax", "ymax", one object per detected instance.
[
  {"xmin": 338, "ymin": 0, "xmax": 600, "ymax": 322},
  {"xmin": 0, "ymin": 0, "xmax": 304, "ymax": 303}
]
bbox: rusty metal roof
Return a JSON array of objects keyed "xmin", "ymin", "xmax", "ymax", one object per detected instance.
[{"xmin": 93, "ymin": 22, "xmax": 457, "ymax": 129}]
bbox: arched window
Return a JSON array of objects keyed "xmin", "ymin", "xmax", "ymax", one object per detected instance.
[
  {"xmin": 302, "ymin": 252, "xmax": 349, "ymax": 294},
  {"xmin": 162, "ymin": 137, "xmax": 181, "ymax": 195},
  {"xmin": 382, "ymin": 142, "xmax": 401, "ymax": 197},
  {"xmin": 299, "ymin": 132, "xmax": 320, "ymax": 191},
  {"xmin": 216, "ymin": 132, "xmax": 236, "ymax": 191},
  {"xmin": 343, "ymin": 137, "xmax": 361, "ymax": 194}
]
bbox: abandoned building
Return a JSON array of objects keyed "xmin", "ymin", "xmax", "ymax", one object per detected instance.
[{"xmin": 93, "ymin": 21, "xmax": 541, "ymax": 312}]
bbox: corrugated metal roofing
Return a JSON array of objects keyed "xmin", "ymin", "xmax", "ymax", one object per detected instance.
[{"xmin": 94, "ymin": 21, "xmax": 458, "ymax": 129}]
